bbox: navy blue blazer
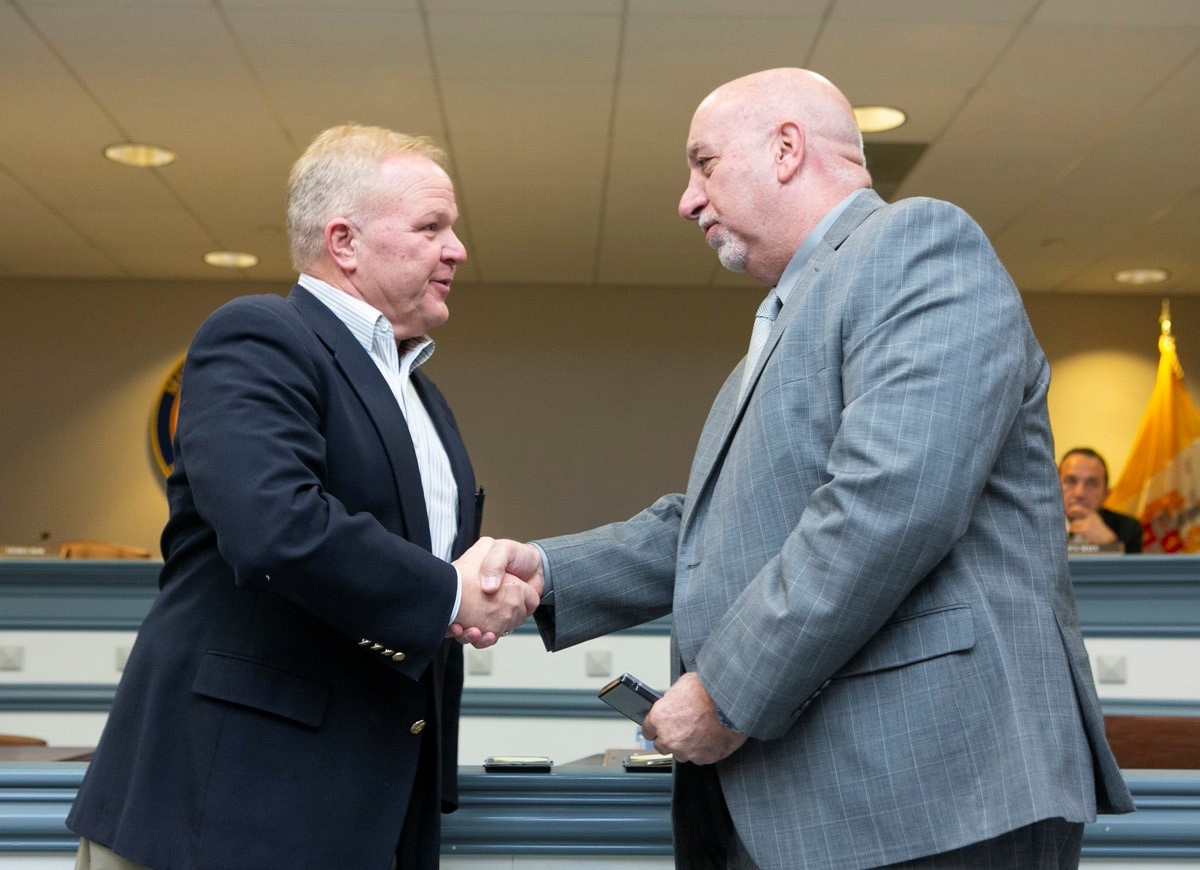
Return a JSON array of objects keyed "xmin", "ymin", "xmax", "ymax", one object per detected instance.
[
  {"xmin": 1100, "ymin": 507, "xmax": 1143, "ymax": 553},
  {"xmin": 68, "ymin": 286, "xmax": 478, "ymax": 869}
]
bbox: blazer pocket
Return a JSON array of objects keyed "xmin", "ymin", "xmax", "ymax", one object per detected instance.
[
  {"xmin": 192, "ymin": 650, "xmax": 331, "ymax": 728},
  {"xmin": 834, "ymin": 604, "xmax": 975, "ymax": 679}
]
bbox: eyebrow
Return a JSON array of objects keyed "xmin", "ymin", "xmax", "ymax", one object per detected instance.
[{"xmin": 418, "ymin": 208, "xmax": 456, "ymax": 225}]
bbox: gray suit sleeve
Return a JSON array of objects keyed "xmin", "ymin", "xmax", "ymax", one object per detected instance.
[{"xmin": 533, "ymin": 492, "xmax": 683, "ymax": 650}]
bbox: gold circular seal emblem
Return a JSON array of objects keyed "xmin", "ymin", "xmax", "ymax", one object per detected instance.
[{"xmin": 150, "ymin": 356, "xmax": 185, "ymax": 477}]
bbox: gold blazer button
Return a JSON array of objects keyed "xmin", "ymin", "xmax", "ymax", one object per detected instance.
[
  {"xmin": 410, "ymin": 720, "xmax": 426, "ymax": 735},
  {"xmin": 392, "ymin": 651, "xmax": 406, "ymax": 662}
]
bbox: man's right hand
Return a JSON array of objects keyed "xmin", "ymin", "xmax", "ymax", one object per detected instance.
[
  {"xmin": 450, "ymin": 537, "xmax": 539, "ymax": 648},
  {"xmin": 1065, "ymin": 508, "xmax": 1118, "ymax": 545},
  {"xmin": 450, "ymin": 539, "xmax": 545, "ymax": 648}
]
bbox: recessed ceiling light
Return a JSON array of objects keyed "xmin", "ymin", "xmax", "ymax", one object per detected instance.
[
  {"xmin": 1114, "ymin": 267, "xmax": 1170, "ymax": 285},
  {"xmin": 853, "ymin": 105, "xmax": 907, "ymax": 133},
  {"xmin": 204, "ymin": 250, "xmax": 259, "ymax": 269},
  {"xmin": 103, "ymin": 142, "xmax": 176, "ymax": 168}
]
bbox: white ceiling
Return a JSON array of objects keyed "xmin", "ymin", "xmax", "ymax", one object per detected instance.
[{"xmin": 1, "ymin": 0, "xmax": 1198, "ymax": 295}]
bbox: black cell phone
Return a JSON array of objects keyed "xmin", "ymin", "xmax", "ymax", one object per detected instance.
[{"xmin": 598, "ymin": 672, "xmax": 662, "ymax": 724}]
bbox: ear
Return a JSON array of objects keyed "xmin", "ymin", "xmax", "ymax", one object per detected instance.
[
  {"xmin": 774, "ymin": 121, "xmax": 804, "ymax": 184},
  {"xmin": 325, "ymin": 218, "xmax": 358, "ymax": 271}
]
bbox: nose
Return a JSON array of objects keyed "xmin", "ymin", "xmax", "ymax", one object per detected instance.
[
  {"xmin": 678, "ymin": 174, "xmax": 706, "ymax": 221},
  {"xmin": 444, "ymin": 230, "xmax": 467, "ymax": 264}
]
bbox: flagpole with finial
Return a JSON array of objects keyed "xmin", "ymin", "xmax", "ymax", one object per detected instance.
[{"xmin": 1160, "ymin": 298, "xmax": 1183, "ymax": 378}]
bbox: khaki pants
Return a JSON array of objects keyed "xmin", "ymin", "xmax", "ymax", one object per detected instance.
[
  {"xmin": 74, "ymin": 839, "xmax": 150, "ymax": 870},
  {"xmin": 76, "ymin": 837, "xmax": 400, "ymax": 870}
]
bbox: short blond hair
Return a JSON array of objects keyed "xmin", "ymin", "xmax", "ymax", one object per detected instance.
[{"xmin": 286, "ymin": 124, "xmax": 448, "ymax": 271}]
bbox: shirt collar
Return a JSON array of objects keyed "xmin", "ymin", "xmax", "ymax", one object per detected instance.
[
  {"xmin": 298, "ymin": 274, "xmax": 434, "ymax": 373},
  {"xmin": 774, "ymin": 187, "xmax": 869, "ymax": 306}
]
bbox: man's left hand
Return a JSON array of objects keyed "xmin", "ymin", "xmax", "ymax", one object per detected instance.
[{"xmin": 641, "ymin": 672, "xmax": 748, "ymax": 765}]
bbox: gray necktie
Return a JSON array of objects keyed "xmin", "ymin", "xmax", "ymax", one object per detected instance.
[{"xmin": 739, "ymin": 289, "xmax": 782, "ymax": 400}]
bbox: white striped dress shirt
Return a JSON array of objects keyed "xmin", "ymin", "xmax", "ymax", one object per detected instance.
[{"xmin": 299, "ymin": 274, "xmax": 462, "ymax": 620}]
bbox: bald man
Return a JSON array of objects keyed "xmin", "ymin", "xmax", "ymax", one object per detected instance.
[{"xmin": 471, "ymin": 68, "xmax": 1133, "ymax": 868}]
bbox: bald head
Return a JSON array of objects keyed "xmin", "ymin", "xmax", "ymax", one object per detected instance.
[
  {"xmin": 699, "ymin": 68, "xmax": 866, "ymax": 175},
  {"xmin": 679, "ymin": 68, "xmax": 871, "ymax": 285}
]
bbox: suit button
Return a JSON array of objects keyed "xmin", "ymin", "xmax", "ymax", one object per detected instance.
[
  {"xmin": 392, "ymin": 652, "xmax": 406, "ymax": 662},
  {"xmin": 381, "ymin": 649, "xmax": 395, "ymax": 657},
  {"xmin": 410, "ymin": 720, "xmax": 426, "ymax": 735}
]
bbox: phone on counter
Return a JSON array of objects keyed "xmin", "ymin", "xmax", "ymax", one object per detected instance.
[
  {"xmin": 623, "ymin": 751, "xmax": 673, "ymax": 772},
  {"xmin": 598, "ymin": 672, "xmax": 662, "ymax": 724},
  {"xmin": 483, "ymin": 755, "xmax": 553, "ymax": 773}
]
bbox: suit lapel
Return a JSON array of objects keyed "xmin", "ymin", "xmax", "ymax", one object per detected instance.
[
  {"xmin": 681, "ymin": 191, "xmax": 888, "ymax": 531},
  {"xmin": 736, "ymin": 190, "xmax": 887, "ymax": 411},
  {"xmin": 289, "ymin": 286, "xmax": 433, "ymax": 551}
]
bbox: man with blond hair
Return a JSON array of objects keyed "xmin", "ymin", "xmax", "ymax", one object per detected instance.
[
  {"xmin": 68, "ymin": 124, "xmax": 534, "ymax": 869},
  {"xmin": 473, "ymin": 69, "xmax": 1134, "ymax": 868}
]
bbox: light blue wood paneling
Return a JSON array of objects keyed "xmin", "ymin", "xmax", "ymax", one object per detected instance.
[{"xmin": 0, "ymin": 763, "xmax": 1195, "ymax": 858}]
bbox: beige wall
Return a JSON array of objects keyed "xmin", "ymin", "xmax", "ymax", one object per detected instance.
[{"xmin": 1, "ymin": 279, "xmax": 1196, "ymax": 556}]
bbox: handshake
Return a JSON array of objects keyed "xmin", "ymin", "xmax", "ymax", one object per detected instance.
[
  {"xmin": 446, "ymin": 536, "xmax": 543, "ymax": 648},
  {"xmin": 444, "ymin": 536, "xmax": 750, "ymax": 766}
]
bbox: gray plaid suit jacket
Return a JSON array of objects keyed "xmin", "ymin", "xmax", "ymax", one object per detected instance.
[{"xmin": 535, "ymin": 190, "xmax": 1134, "ymax": 868}]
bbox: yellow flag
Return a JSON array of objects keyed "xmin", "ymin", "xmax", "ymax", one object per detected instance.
[{"xmin": 1107, "ymin": 303, "xmax": 1200, "ymax": 552}]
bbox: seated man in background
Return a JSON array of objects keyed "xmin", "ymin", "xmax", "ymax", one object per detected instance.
[{"xmin": 1060, "ymin": 447, "xmax": 1143, "ymax": 552}]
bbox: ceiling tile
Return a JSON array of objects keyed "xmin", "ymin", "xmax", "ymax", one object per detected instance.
[
  {"xmin": 810, "ymin": 20, "xmax": 1018, "ymax": 95},
  {"xmin": 425, "ymin": 0, "xmax": 619, "ymax": 11},
  {"xmin": 442, "ymin": 79, "xmax": 612, "ymax": 183},
  {"xmin": 630, "ymin": 0, "xmax": 828, "ymax": 16},
  {"xmin": 0, "ymin": 5, "xmax": 125, "ymax": 164},
  {"xmin": 462, "ymin": 177, "xmax": 603, "ymax": 284},
  {"xmin": 429, "ymin": 9, "xmax": 621, "ymax": 83},
  {"xmin": 833, "ymin": 0, "xmax": 1039, "ymax": 23},
  {"xmin": 1034, "ymin": 0, "xmax": 1200, "ymax": 27},
  {"xmin": 619, "ymin": 15, "xmax": 823, "ymax": 101},
  {"xmin": 0, "ymin": 167, "xmax": 124, "ymax": 279},
  {"xmin": 221, "ymin": 4, "xmax": 443, "ymax": 144}
]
